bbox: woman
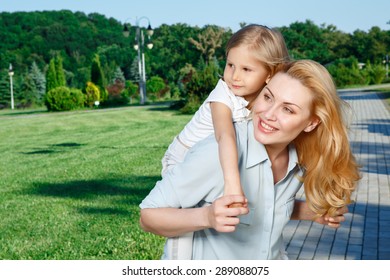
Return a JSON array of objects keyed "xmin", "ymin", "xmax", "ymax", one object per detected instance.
[{"xmin": 139, "ymin": 60, "xmax": 361, "ymax": 260}]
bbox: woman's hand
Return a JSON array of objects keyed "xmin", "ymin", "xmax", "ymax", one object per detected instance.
[
  {"xmin": 314, "ymin": 206, "xmax": 349, "ymax": 228},
  {"xmin": 207, "ymin": 195, "xmax": 249, "ymax": 232}
]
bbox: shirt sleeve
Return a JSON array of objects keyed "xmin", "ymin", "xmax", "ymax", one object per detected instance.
[
  {"xmin": 206, "ymin": 79, "xmax": 234, "ymax": 109},
  {"xmin": 206, "ymin": 79, "xmax": 250, "ymax": 122},
  {"xmin": 139, "ymin": 134, "xmax": 225, "ymax": 209}
]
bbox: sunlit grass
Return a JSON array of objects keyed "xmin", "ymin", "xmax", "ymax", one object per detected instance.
[{"xmin": 0, "ymin": 105, "xmax": 191, "ymax": 259}]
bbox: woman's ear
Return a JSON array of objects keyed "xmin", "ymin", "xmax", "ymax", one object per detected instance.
[
  {"xmin": 265, "ymin": 75, "xmax": 271, "ymax": 84},
  {"xmin": 304, "ymin": 118, "xmax": 321, "ymax": 132}
]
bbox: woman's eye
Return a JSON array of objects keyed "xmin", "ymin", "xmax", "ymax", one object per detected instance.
[{"xmin": 283, "ymin": 107, "xmax": 293, "ymax": 114}]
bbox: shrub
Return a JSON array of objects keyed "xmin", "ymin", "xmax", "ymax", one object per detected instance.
[
  {"xmin": 84, "ymin": 82, "xmax": 100, "ymax": 107},
  {"xmin": 44, "ymin": 86, "xmax": 85, "ymax": 111},
  {"xmin": 104, "ymin": 79, "xmax": 129, "ymax": 106}
]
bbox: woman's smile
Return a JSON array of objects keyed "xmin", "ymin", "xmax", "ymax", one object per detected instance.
[{"xmin": 259, "ymin": 119, "xmax": 278, "ymax": 132}]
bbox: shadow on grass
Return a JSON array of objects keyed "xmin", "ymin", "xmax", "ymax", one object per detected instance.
[
  {"xmin": 26, "ymin": 176, "xmax": 160, "ymax": 214},
  {"xmin": 0, "ymin": 109, "xmax": 48, "ymax": 117},
  {"xmin": 21, "ymin": 142, "xmax": 86, "ymax": 155}
]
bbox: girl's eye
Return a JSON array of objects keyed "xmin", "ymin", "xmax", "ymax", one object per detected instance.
[{"xmin": 243, "ymin": 67, "xmax": 251, "ymax": 72}]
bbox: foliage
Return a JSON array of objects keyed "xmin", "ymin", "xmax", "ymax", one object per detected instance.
[
  {"xmin": 327, "ymin": 58, "xmax": 366, "ymax": 87},
  {"xmin": 84, "ymin": 81, "xmax": 100, "ymax": 107},
  {"xmin": 112, "ymin": 66, "xmax": 125, "ymax": 84},
  {"xmin": 179, "ymin": 59, "xmax": 220, "ymax": 113},
  {"xmin": 44, "ymin": 86, "xmax": 85, "ymax": 111},
  {"xmin": 0, "ymin": 10, "xmax": 390, "ymax": 109},
  {"xmin": 146, "ymin": 76, "xmax": 168, "ymax": 101},
  {"xmin": 46, "ymin": 59, "xmax": 58, "ymax": 93},
  {"xmin": 28, "ymin": 61, "xmax": 46, "ymax": 104},
  {"xmin": 188, "ymin": 25, "xmax": 226, "ymax": 63},
  {"xmin": 124, "ymin": 80, "xmax": 139, "ymax": 104},
  {"xmin": 105, "ymin": 79, "xmax": 128, "ymax": 106},
  {"xmin": 55, "ymin": 55, "xmax": 66, "ymax": 87},
  {"xmin": 363, "ymin": 61, "xmax": 386, "ymax": 85},
  {"xmin": 90, "ymin": 54, "xmax": 107, "ymax": 102}
]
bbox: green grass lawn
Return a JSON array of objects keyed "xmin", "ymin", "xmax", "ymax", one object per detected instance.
[{"xmin": 0, "ymin": 105, "xmax": 191, "ymax": 260}]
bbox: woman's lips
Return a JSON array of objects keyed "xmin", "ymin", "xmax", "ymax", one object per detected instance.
[{"xmin": 259, "ymin": 119, "xmax": 277, "ymax": 132}]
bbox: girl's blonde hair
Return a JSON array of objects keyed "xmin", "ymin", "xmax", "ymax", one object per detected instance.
[
  {"xmin": 281, "ymin": 60, "xmax": 361, "ymax": 217},
  {"xmin": 226, "ymin": 24, "xmax": 290, "ymax": 78}
]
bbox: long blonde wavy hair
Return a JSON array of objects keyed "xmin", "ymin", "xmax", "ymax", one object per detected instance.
[{"xmin": 281, "ymin": 60, "xmax": 361, "ymax": 217}]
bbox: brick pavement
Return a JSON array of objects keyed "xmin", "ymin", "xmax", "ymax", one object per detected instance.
[{"xmin": 283, "ymin": 87, "xmax": 390, "ymax": 260}]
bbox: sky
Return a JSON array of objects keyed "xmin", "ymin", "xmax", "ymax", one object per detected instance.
[{"xmin": 1, "ymin": 0, "xmax": 390, "ymax": 34}]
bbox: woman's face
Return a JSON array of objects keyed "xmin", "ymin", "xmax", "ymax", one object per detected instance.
[{"xmin": 252, "ymin": 72, "xmax": 319, "ymax": 148}]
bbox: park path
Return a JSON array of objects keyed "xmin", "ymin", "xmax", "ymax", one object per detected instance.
[{"xmin": 283, "ymin": 87, "xmax": 390, "ymax": 260}]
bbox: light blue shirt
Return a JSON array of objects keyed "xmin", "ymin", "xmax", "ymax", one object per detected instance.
[{"xmin": 140, "ymin": 120, "xmax": 305, "ymax": 259}]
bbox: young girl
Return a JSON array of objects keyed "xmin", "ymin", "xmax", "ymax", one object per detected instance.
[{"xmin": 161, "ymin": 24, "xmax": 290, "ymax": 205}]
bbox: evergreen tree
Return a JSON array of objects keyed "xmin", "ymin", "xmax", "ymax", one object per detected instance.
[
  {"xmin": 91, "ymin": 54, "xmax": 107, "ymax": 101},
  {"xmin": 55, "ymin": 55, "xmax": 66, "ymax": 87},
  {"xmin": 0, "ymin": 73, "xmax": 10, "ymax": 108},
  {"xmin": 20, "ymin": 73, "xmax": 37, "ymax": 106},
  {"xmin": 29, "ymin": 62, "xmax": 46, "ymax": 103},
  {"xmin": 91, "ymin": 54, "xmax": 106, "ymax": 88},
  {"xmin": 46, "ymin": 59, "xmax": 58, "ymax": 93},
  {"xmin": 129, "ymin": 57, "xmax": 140, "ymax": 83},
  {"xmin": 112, "ymin": 66, "xmax": 126, "ymax": 84}
]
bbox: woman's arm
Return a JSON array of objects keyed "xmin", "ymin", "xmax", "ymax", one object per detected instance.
[
  {"xmin": 140, "ymin": 195, "xmax": 248, "ymax": 237},
  {"xmin": 210, "ymin": 102, "xmax": 244, "ymax": 201},
  {"xmin": 291, "ymin": 200, "xmax": 348, "ymax": 228}
]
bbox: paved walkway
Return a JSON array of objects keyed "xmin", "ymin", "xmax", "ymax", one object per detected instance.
[{"xmin": 283, "ymin": 87, "xmax": 390, "ymax": 260}]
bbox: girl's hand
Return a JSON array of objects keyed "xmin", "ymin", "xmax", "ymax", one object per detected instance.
[{"xmin": 207, "ymin": 195, "xmax": 248, "ymax": 232}]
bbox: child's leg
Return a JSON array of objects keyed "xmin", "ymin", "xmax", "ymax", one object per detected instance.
[{"xmin": 161, "ymin": 136, "xmax": 189, "ymax": 176}]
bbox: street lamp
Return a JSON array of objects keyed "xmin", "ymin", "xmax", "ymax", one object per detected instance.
[
  {"xmin": 8, "ymin": 64, "xmax": 14, "ymax": 110},
  {"xmin": 123, "ymin": 17, "xmax": 154, "ymax": 105}
]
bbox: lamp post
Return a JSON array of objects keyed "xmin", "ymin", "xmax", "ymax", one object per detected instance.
[
  {"xmin": 8, "ymin": 64, "xmax": 14, "ymax": 110},
  {"xmin": 123, "ymin": 17, "xmax": 154, "ymax": 105}
]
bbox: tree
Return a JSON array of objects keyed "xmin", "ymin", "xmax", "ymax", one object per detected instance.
[
  {"xmin": 0, "ymin": 71, "xmax": 10, "ymax": 108},
  {"xmin": 112, "ymin": 66, "xmax": 125, "ymax": 84},
  {"xmin": 46, "ymin": 58, "xmax": 58, "ymax": 93},
  {"xmin": 188, "ymin": 25, "xmax": 226, "ymax": 63},
  {"xmin": 28, "ymin": 61, "xmax": 46, "ymax": 104},
  {"xmin": 55, "ymin": 55, "xmax": 66, "ymax": 87},
  {"xmin": 146, "ymin": 76, "xmax": 167, "ymax": 101},
  {"xmin": 91, "ymin": 54, "xmax": 107, "ymax": 101},
  {"xmin": 84, "ymin": 81, "xmax": 100, "ymax": 107},
  {"xmin": 280, "ymin": 20, "xmax": 332, "ymax": 63}
]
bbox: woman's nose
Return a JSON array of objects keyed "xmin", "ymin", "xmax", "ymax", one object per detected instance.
[{"xmin": 264, "ymin": 106, "xmax": 277, "ymax": 121}]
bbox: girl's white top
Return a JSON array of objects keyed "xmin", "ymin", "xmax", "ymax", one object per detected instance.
[{"xmin": 178, "ymin": 79, "xmax": 250, "ymax": 148}]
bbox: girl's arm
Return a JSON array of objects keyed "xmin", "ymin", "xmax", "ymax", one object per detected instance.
[
  {"xmin": 140, "ymin": 195, "xmax": 248, "ymax": 237},
  {"xmin": 210, "ymin": 102, "xmax": 245, "ymax": 206}
]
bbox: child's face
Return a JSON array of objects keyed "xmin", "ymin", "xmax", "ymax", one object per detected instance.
[
  {"xmin": 223, "ymin": 45, "xmax": 269, "ymax": 102},
  {"xmin": 252, "ymin": 72, "xmax": 319, "ymax": 149}
]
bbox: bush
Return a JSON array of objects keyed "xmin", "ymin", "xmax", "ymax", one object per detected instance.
[
  {"xmin": 44, "ymin": 86, "xmax": 85, "ymax": 111},
  {"xmin": 84, "ymin": 82, "xmax": 100, "ymax": 107}
]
